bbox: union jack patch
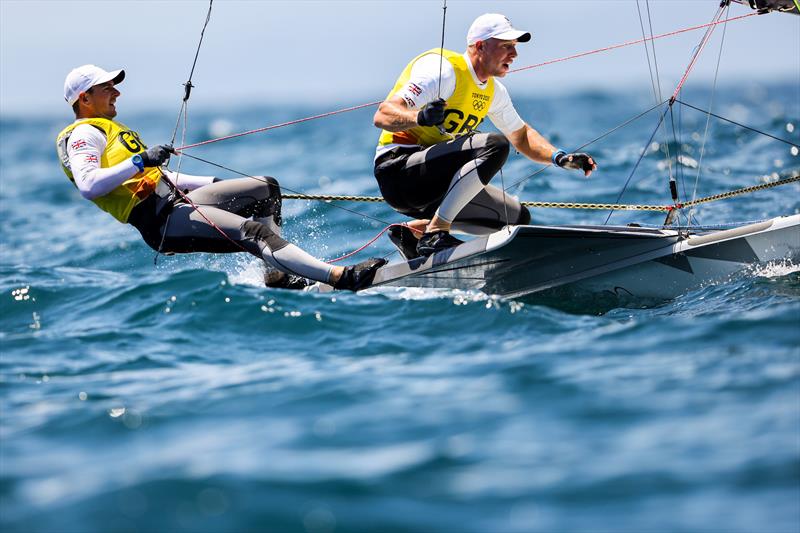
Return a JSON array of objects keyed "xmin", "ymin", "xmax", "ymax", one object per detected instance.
[
  {"xmin": 71, "ymin": 139, "xmax": 87, "ymax": 150},
  {"xmin": 407, "ymin": 83, "xmax": 422, "ymax": 97},
  {"xmin": 84, "ymin": 154, "xmax": 98, "ymax": 164}
]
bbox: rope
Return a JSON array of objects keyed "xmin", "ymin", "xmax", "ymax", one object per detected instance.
[
  {"xmin": 175, "ymin": 101, "xmax": 382, "ymax": 151},
  {"xmin": 676, "ymin": 100, "xmax": 800, "ymax": 147},
  {"xmin": 505, "ymin": 99, "xmax": 668, "ymax": 193},
  {"xmin": 636, "ymin": 0, "xmax": 661, "ymax": 105},
  {"xmin": 174, "ymin": 12, "xmax": 759, "ymax": 152},
  {"xmin": 509, "ymin": 12, "xmax": 756, "ymax": 75},
  {"xmin": 281, "ymin": 173, "xmax": 800, "ymax": 213},
  {"xmin": 178, "ymin": 151, "xmax": 394, "ymax": 228},
  {"xmin": 436, "ymin": 0, "xmax": 447, "ymax": 100},
  {"xmin": 169, "ymin": 0, "xmax": 213, "ymax": 146},
  {"xmin": 676, "ymin": 173, "xmax": 800, "ymax": 210},
  {"xmin": 605, "ymin": 105, "xmax": 671, "ymax": 223},
  {"xmin": 156, "ymin": 0, "xmax": 213, "ymax": 263},
  {"xmin": 327, "ymin": 223, "xmax": 422, "ymax": 264},
  {"xmin": 280, "ymin": 192, "xmax": 668, "ymax": 212},
  {"xmin": 670, "ymin": 6, "xmax": 725, "ymax": 101},
  {"xmin": 690, "ymin": 1, "xmax": 730, "ymax": 225}
]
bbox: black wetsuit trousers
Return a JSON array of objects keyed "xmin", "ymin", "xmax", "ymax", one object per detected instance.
[{"xmin": 374, "ymin": 132, "xmax": 530, "ymax": 234}]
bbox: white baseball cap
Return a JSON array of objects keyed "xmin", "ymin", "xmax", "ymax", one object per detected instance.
[
  {"xmin": 467, "ymin": 13, "xmax": 531, "ymax": 45},
  {"xmin": 64, "ymin": 64, "xmax": 125, "ymax": 105}
]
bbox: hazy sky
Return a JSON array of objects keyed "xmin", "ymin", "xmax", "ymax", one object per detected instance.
[{"xmin": 1, "ymin": 0, "xmax": 798, "ymax": 117}]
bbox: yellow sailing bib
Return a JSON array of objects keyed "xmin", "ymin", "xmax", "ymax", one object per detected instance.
[
  {"xmin": 378, "ymin": 48, "xmax": 495, "ymax": 148},
  {"xmin": 56, "ymin": 118, "xmax": 162, "ymax": 223}
]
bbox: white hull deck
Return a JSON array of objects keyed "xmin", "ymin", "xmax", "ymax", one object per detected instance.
[{"xmin": 370, "ymin": 214, "xmax": 800, "ymax": 301}]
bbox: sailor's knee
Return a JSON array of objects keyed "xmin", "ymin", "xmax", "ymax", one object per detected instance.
[
  {"xmin": 261, "ymin": 175, "xmax": 281, "ymax": 196},
  {"xmin": 476, "ymin": 133, "xmax": 510, "ymax": 184},
  {"xmin": 485, "ymin": 133, "xmax": 510, "ymax": 160},
  {"xmin": 480, "ymin": 133, "xmax": 511, "ymax": 179},
  {"xmin": 242, "ymin": 220, "xmax": 288, "ymax": 251}
]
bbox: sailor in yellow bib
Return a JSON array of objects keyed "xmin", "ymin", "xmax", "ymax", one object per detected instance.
[
  {"xmin": 373, "ymin": 13, "xmax": 598, "ymax": 258},
  {"xmin": 56, "ymin": 64, "xmax": 384, "ymax": 291},
  {"xmin": 57, "ymin": 117, "xmax": 163, "ymax": 223}
]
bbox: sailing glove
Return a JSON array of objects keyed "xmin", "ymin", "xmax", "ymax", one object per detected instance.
[
  {"xmin": 140, "ymin": 144, "xmax": 174, "ymax": 167},
  {"xmin": 417, "ymin": 98, "xmax": 446, "ymax": 127},
  {"xmin": 554, "ymin": 151, "xmax": 597, "ymax": 174}
]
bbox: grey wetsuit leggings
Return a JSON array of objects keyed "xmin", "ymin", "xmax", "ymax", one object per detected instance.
[
  {"xmin": 374, "ymin": 132, "xmax": 530, "ymax": 234},
  {"xmin": 128, "ymin": 177, "xmax": 334, "ymax": 282}
]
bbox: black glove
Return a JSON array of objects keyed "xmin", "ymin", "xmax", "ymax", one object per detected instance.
[
  {"xmin": 554, "ymin": 151, "xmax": 597, "ymax": 173},
  {"xmin": 139, "ymin": 144, "xmax": 174, "ymax": 167},
  {"xmin": 417, "ymin": 98, "xmax": 446, "ymax": 127}
]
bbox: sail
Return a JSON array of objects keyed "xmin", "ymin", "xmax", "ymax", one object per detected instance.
[{"xmin": 745, "ymin": 0, "xmax": 800, "ymax": 15}]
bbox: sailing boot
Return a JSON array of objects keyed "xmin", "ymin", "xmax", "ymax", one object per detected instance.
[
  {"xmin": 333, "ymin": 258, "xmax": 387, "ymax": 291},
  {"xmin": 263, "ymin": 267, "xmax": 312, "ymax": 290},
  {"xmin": 416, "ymin": 231, "xmax": 464, "ymax": 257},
  {"xmin": 387, "ymin": 225, "xmax": 421, "ymax": 260}
]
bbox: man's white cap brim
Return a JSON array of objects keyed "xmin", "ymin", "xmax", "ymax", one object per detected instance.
[
  {"xmin": 64, "ymin": 65, "xmax": 125, "ymax": 106},
  {"xmin": 466, "ymin": 13, "xmax": 532, "ymax": 45},
  {"xmin": 492, "ymin": 29, "xmax": 531, "ymax": 43}
]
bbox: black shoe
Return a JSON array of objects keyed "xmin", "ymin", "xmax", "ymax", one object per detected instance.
[
  {"xmin": 416, "ymin": 231, "xmax": 464, "ymax": 257},
  {"xmin": 333, "ymin": 257, "xmax": 387, "ymax": 291},
  {"xmin": 388, "ymin": 225, "xmax": 420, "ymax": 260},
  {"xmin": 263, "ymin": 268, "xmax": 311, "ymax": 290}
]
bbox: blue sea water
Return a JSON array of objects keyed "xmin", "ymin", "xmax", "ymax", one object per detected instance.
[{"xmin": 1, "ymin": 81, "xmax": 799, "ymax": 533}]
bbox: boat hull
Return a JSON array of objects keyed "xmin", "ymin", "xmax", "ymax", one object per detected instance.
[{"xmin": 371, "ymin": 215, "xmax": 800, "ymax": 301}]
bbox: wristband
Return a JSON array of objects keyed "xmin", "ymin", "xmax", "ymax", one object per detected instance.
[
  {"xmin": 551, "ymin": 150, "xmax": 566, "ymax": 166},
  {"xmin": 131, "ymin": 154, "xmax": 145, "ymax": 172}
]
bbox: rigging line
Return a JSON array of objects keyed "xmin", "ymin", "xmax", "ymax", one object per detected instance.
[
  {"xmin": 637, "ymin": 0, "xmax": 675, "ymax": 197},
  {"xmin": 155, "ymin": 105, "xmax": 192, "ymax": 264},
  {"xmin": 277, "ymin": 192, "xmax": 670, "ymax": 212},
  {"xmin": 644, "ymin": 0, "xmax": 665, "ymax": 103},
  {"xmin": 436, "ymin": 0, "xmax": 447, "ymax": 100},
  {"xmin": 670, "ymin": 6, "xmax": 726, "ymax": 101},
  {"xmin": 169, "ymin": 0, "xmax": 213, "ymax": 145},
  {"xmin": 652, "ymin": 2, "xmax": 723, "ymax": 224},
  {"xmin": 668, "ymin": 104, "xmax": 686, "ymax": 226},
  {"xmin": 326, "ymin": 223, "xmax": 416, "ymax": 264},
  {"xmin": 279, "ymin": 172, "xmax": 800, "ymax": 213},
  {"xmin": 647, "ymin": 0, "xmax": 680, "ymax": 191},
  {"xmin": 176, "ymin": 151, "xmax": 395, "ymax": 228},
  {"xmin": 505, "ymin": 99, "xmax": 667, "ymax": 193},
  {"xmin": 175, "ymin": 101, "xmax": 381, "ymax": 151},
  {"xmin": 675, "ymin": 99, "xmax": 799, "ymax": 147},
  {"xmin": 499, "ymin": 167, "xmax": 511, "ymax": 235},
  {"xmin": 156, "ymin": 0, "xmax": 213, "ymax": 263},
  {"xmin": 175, "ymin": 13, "xmax": 759, "ymax": 152},
  {"xmin": 690, "ymin": 1, "xmax": 730, "ymax": 227},
  {"xmin": 171, "ymin": 152, "xmax": 405, "ymax": 263},
  {"xmin": 678, "ymin": 173, "xmax": 800, "ymax": 209},
  {"xmin": 604, "ymin": 104, "xmax": 671, "ymax": 225},
  {"xmin": 509, "ymin": 12, "xmax": 757, "ymax": 75},
  {"xmin": 635, "ymin": 0, "xmax": 660, "ymax": 105},
  {"xmin": 677, "ymin": 92, "xmax": 700, "ymax": 225}
]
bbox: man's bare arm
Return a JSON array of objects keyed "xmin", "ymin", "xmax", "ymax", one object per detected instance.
[
  {"xmin": 507, "ymin": 124, "xmax": 596, "ymax": 177},
  {"xmin": 373, "ymin": 96, "xmax": 420, "ymax": 132}
]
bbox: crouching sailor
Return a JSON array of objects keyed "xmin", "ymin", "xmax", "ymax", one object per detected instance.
[
  {"xmin": 56, "ymin": 64, "xmax": 384, "ymax": 291},
  {"xmin": 373, "ymin": 13, "xmax": 598, "ymax": 258}
]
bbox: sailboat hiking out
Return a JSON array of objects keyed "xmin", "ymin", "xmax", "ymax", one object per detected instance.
[
  {"xmin": 170, "ymin": 0, "xmax": 799, "ymax": 302},
  {"xmin": 350, "ymin": 0, "xmax": 799, "ymax": 300}
]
